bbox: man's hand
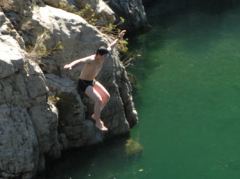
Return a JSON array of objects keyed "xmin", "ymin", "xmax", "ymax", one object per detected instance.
[
  {"xmin": 108, "ymin": 30, "xmax": 127, "ymax": 50},
  {"xmin": 64, "ymin": 64, "xmax": 72, "ymax": 70},
  {"xmin": 118, "ymin": 30, "xmax": 126, "ymax": 40}
]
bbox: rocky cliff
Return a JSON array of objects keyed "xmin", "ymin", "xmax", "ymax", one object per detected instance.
[
  {"xmin": 0, "ymin": 0, "xmax": 143, "ymax": 178},
  {"xmin": 107, "ymin": 0, "xmax": 148, "ymax": 31}
]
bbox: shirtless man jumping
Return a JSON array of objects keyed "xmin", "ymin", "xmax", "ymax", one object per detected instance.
[{"xmin": 64, "ymin": 30, "xmax": 126, "ymax": 131}]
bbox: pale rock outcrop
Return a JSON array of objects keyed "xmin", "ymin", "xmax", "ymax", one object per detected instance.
[
  {"xmin": 0, "ymin": 0, "xmax": 33, "ymax": 13},
  {"xmin": 0, "ymin": 12, "xmax": 60, "ymax": 178},
  {"xmin": 31, "ymin": 5, "xmax": 137, "ymax": 137},
  {"xmin": 43, "ymin": 0, "xmax": 115, "ymax": 26},
  {"xmin": 31, "ymin": 5, "xmax": 104, "ymax": 75},
  {"xmin": 0, "ymin": 10, "xmax": 25, "ymax": 48},
  {"xmin": 95, "ymin": 0, "xmax": 116, "ymax": 26},
  {"xmin": 0, "ymin": 2, "xmax": 138, "ymax": 178},
  {"xmin": 0, "ymin": 0, "xmax": 44, "ymax": 48},
  {"xmin": 0, "ymin": 105, "xmax": 38, "ymax": 179},
  {"xmin": 0, "ymin": 0, "xmax": 43, "ymax": 22},
  {"xmin": 76, "ymin": 0, "xmax": 115, "ymax": 25}
]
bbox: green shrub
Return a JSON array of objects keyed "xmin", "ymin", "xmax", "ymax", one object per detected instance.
[{"xmin": 30, "ymin": 29, "xmax": 64, "ymax": 58}]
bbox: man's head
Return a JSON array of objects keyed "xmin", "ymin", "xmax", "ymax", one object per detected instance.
[{"xmin": 96, "ymin": 46, "xmax": 109, "ymax": 56}]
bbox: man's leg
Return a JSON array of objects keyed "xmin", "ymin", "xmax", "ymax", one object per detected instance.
[
  {"xmin": 85, "ymin": 85, "xmax": 108, "ymax": 131},
  {"xmin": 93, "ymin": 81, "xmax": 110, "ymax": 110}
]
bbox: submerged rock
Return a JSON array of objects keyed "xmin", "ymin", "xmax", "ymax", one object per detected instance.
[{"xmin": 125, "ymin": 138, "xmax": 143, "ymax": 156}]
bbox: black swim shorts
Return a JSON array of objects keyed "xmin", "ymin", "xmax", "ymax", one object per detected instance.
[{"xmin": 77, "ymin": 79, "xmax": 94, "ymax": 94}]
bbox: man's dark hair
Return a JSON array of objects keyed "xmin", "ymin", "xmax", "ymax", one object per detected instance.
[{"xmin": 96, "ymin": 46, "xmax": 109, "ymax": 56}]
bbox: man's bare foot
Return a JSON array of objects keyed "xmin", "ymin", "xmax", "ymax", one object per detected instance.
[
  {"xmin": 91, "ymin": 114, "xmax": 108, "ymax": 131},
  {"xmin": 95, "ymin": 120, "xmax": 108, "ymax": 131}
]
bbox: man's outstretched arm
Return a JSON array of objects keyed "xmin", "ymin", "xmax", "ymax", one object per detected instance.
[
  {"xmin": 107, "ymin": 30, "xmax": 126, "ymax": 51},
  {"xmin": 64, "ymin": 55, "xmax": 94, "ymax": 70}
]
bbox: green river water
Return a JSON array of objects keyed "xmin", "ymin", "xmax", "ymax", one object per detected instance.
[{"xmin": 46, "ymin": 4, "xmax": 240, "ymax": 179}]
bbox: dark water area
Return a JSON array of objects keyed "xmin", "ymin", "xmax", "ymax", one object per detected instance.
[
  {"xmin": 143, "ymin": 0, "xmax": 240, "ymax": 22},
  {"xmin": 44, "ymin": 2, "xmax": 240, "ymax": 179}
]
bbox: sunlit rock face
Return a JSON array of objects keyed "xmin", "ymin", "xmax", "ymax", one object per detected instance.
[
  {"xmin": 43, "ymin": 0, "xmax": 116, "ymax": 26},
  {"xmin": 76, "ymin": 0, "xmax": 116, "ymax": 25},
  {"xmin": 0, "ymin": 11, "xmax": 60, "ymax": 179},
  {"xmin": 0, "ymin": 0, "xmax": 42, "ymax": 13},
  {"xmin": 0, "ymin": 1, "xmax": 138, "ymax": 178},
  {"xmin": 30, "ymin": 5, "xmax": 137, "ymax": 136}
]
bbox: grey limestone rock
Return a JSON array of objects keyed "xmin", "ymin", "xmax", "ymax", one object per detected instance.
[
  {"xmin": 30, "ymin": 5, "xmax": 137, "ymax": 135},
  {"xmin": 0, "ymin": 105, "xmax": 39, "ymax": 179},
  {"xmin": 107, "ymin": 0, "xmax": 148, "ymax": 31},
  {"xmin": 0, "ymin": 2, "xmax": 138, "ymax": 178},
  {"xmin": 45, "ymin": 74, "xmax": 104, "ymax": 148},
  {"xmin": 0, "ymin": 12, "xmax": 60, "ymax": 178}
]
